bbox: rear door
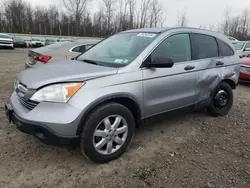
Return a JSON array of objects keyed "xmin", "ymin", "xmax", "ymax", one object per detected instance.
[{"xmin": 190, "ymin": 33, "xmax": 222, "ymax": 102}]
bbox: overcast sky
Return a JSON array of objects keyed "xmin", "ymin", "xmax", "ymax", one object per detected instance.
[{"xmin": 26, "ymin": 0, "xmax": 250, "ymax": 28}]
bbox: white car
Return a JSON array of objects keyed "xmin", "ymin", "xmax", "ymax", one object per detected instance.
[
  {"xmin": 58, "ymin": 38, "xmax": 74, "ymax": 42},
  {"xmin": 228, "ymin": 36, "xmax": 238, "ymax": 41},
  {"xmin": 31, "ymin": 38, "xmax": 43, "ymax": 48},
  {"xmin": 0, "ymin": 34, "xmax": 14, "ymax": 49}
]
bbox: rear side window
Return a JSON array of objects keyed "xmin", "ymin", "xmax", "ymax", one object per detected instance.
[
  {"xmin": 192, "ymin": 34, "xmax": 218, "ymax": 59},
  {"xmin": 217, "ymin": 40, "xmax": 234, "ymax": 56}
]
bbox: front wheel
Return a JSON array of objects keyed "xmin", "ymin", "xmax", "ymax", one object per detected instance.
[
  {"xmin": 208, "ymin": 82, "xmax": 233, "ymax": 117},
  {"xmin": 80, "ymin": 103, "xmax": 135, "ymax": 163}
]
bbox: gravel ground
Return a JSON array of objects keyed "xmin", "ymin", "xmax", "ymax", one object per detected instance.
[{"xmin": 0, "ymin": 49, "xmax": 250, "ymax": 188}]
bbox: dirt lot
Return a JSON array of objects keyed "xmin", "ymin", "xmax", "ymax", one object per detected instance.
[{"xmin": 0, "ymin": 49, "xmax": 250, "ymax": 188}]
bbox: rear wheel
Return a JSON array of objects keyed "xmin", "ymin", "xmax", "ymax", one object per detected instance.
[
  {"xmin": 80, "ymin": 103, "xmax": 135, "ymax": 163},
  {"xmin": 208, "ymin": 82, "xmax": 233, "ymax": 117}
]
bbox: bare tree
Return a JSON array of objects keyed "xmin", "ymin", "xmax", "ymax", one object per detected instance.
[
  {"xmin": 149, "ymin": 0, "xmax": 164, "ymax": 27},
  {"xmin": 61, "ymin": 0, "xmax": 91, "ymax": 35},
  {"xmin": 177, "ymin": 10, "xmax": 188, "ymax": 27},
  {"xmin": 102, "ymin": 0, "xmax": 117, "ymax": 35},
  {"xmin": 138, "ymin": 0, "xmax": 151, "ymax": 28},
  {"xmin": 219, "ymin": 7, "xmax": 250, "ymax": 40}
]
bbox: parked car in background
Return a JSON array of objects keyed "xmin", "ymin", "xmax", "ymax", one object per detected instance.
[
  {"xmin": 6, "ymin": 27, "xmax": 240, "ymax": 163},
  {"xmin": 24, "ymin": 40, "xmax": 32, "ymax": 48},
  {"xmin": 58, "ymin": 38, "xmax": 74, "ymax": 42},
  {"xmin": 13, "ymin": 37, "xmax": 27, "ymax": 48},
  {"xmin": 0, "ymin": 33, "xmax": 14, "ymax": 49},
  {"xmin": 45, "ymin": 39, "xmax": 57, "ymax": 46},
  {"xmin": 25, "ymin": 38, "xmax": 101, "ymax": 68},
  {"xmin": 31, "ymin": 38, "xmax": 43, "ymax": 48},
  {"xmin": 239, "ymin": 54, "xmax": 250, "ymax": 83},
  {"xmin": 40, "ymin": 40, "xmax": 45, "ymax": 46},
  {"xmin": 232, "ymin": 41, "xmax": 250, "ymax": 58},
  {"xmin": 228, "ymin": 36, "xmax": 238, "ymax": 41}
]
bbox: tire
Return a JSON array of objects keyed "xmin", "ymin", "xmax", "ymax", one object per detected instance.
[
  {"xmin": 80, "ymin": 102, "xmax": 135, "ymax": 163},
  {"xmin": 208, "ymin": 82, "xmax": 233, "ymax": 117}
]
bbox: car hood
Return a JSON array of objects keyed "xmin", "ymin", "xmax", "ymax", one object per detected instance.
[
  {"xmin": 17, "ymin": 60, "xmax": 118, "ymax": 89},
  {"xmin": 240, "ymin": 57, "xmax": 250, "ymax": 66}
]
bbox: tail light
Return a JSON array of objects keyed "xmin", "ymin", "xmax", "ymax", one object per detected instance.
[{"xmin": 33, "ymin": 55, "xmax": 52, "ymax": 63}]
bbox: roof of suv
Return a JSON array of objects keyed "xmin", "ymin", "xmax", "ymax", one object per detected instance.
[
  {"xmin": 122, "ymin": 27, "xmax": 231, "ymax": 44},
  {"xmin": 122, "ymin": 27, "xmax": 219, "ymax": 34}
]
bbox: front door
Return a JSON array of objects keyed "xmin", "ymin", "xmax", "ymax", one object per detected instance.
[{"xmin": 142, "ymin": 33, "xmax": 199, "ymax": 118}]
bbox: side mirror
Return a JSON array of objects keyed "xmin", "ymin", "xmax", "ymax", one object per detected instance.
[
  {"xmin": 244, "ymin": 48, "xmax": 250, "ymax": 51},
  {"xmin": 148, "ymin": 57, "xmax": 174, "ymax": 68}
]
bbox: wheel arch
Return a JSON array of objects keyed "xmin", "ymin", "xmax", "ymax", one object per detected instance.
[
  {"xmin": 76, "ymin": 94, "xmax": 142, "ymax": 135},
  {"xmin": 222, "ymin": 79, "xmax": 237, "ymax": 89}
]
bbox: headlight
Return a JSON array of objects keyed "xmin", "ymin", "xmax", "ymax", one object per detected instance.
[
  {"xmin": 30, "ymin": 82, "xmax": 84, "ymax": 103},
  {"xmin": 241, "ymin": 66, "xmax": 247, "ymax": 72}
]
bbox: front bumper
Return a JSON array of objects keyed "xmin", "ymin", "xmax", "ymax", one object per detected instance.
[{"xmin": 5, "ymin": 92, "xmax": 83, "ymax": 146}]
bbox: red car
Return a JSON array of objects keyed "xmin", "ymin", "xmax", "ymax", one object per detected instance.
[{"xmin": 240, "ymin": 55, "xmax": 250, "ymax": 83}]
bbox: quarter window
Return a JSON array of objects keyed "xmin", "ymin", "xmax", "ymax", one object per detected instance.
[
  {"xmin": 192, "ymin": 34, "xmax": 218, "ymax": 59},
  {"xmin": 151, "ymin": 34, "xmax": 191, "ymax": 63},
  {"xmin": 217, "ymin": 40, "xmax": 234, "ymax": 56}
]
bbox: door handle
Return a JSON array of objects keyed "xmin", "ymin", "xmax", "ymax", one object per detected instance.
[
  {"xmin": 184, "ymin": 65, "xmax": 195, "ymax": 70},
  {"xmin": 216, "ymin": 61, "xmax": 224, "ymax": 66}
]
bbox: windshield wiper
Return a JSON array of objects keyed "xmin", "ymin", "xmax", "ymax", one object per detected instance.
[{"xmin": 83, "ymin": 59, "xmax": 98, "ymax": 65}]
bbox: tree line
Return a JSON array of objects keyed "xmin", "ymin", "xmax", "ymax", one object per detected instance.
[
  {"xmin": 0, "ymin": 0, "xmax": 165, "ymax": 37},
  {"xmin": 219, "ymin": 8, "xmax": 250, "ymax": 41},
  {"xmin": 0, "ymin": 0, "xmax": 250, "ymax": 40}
]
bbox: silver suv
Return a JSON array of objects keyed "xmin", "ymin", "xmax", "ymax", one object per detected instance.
[{"xmin": 5, "ymin": 27, "xmax": 240, "ymax": 163}]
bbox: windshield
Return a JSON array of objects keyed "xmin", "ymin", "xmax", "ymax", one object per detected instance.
[
  {"xmin": 232, "ymin": 42, "xmax": 245, "ymax": 50},
  {"xmin": 77, "ymin": 32, "xmax": 158, "ymax": 67},
  {"xmin": 0, "ymin": 34, "xmax": 12, "ymax": 39}
]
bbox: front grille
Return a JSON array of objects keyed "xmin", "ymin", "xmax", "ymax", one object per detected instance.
[
  {"xmin": 17, "ymin": 95, "xmax": 39, "ymax": 110},
  {"xmin": 0, "ymin": 40, "xmax": 12, "ymax": 44}
]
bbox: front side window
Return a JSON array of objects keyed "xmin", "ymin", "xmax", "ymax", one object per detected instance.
[
  {"xmin": 192, "ymin": 34, "xmax": 218, "ymax": 59},
  {"xmin": 77, "ymin": 32, "xmax": 158, "ymax": 67},
  {"xmin": 217, "ymin": 40, "xmax": 234, "ymax": 56},
  {"xmin": 151, "ymin": 33, "xmax": 191, "ymax": 63}
]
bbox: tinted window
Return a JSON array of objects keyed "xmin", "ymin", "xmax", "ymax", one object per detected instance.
[
  {"xmin": 193, "ymin": 34, "xmax": 218, "ymax": 59},
  {"xmin": 151, "ymin": 33, "xmax": 191, "ymax": 63},
  {"xmin": 217, "ymin": 40, "xmax": 234, "ymax": 56},
  {"xmin": 71, "ymin": 45, "xmax": 86, "ymax": 52}
]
